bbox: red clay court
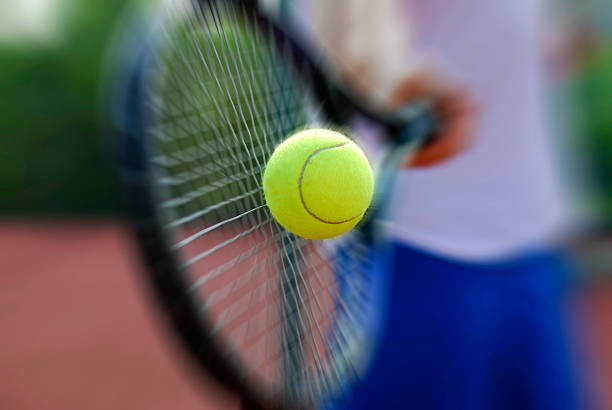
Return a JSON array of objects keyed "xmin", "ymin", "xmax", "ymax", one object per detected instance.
[{"xmin": 2, "ymin": 221, "xmax": 612, "ymax": 409}]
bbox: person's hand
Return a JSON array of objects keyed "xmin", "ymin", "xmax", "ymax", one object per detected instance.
[{"xmin": 388, "ymin": 68, "xmax": 479, "ymax": 168}]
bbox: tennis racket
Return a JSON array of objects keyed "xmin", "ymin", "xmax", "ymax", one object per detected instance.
[{"xmin": 110, "ymin": 0, "xmax": 435, "ymax": 408}]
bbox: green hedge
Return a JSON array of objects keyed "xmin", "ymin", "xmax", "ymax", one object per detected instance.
[
  {"xmin": 0, "ymin": 0, "xmax": 126, "ymax": 215},
  {"xmin": 574, "ymin": 43, "xmax": 612, "ymax": 223}
]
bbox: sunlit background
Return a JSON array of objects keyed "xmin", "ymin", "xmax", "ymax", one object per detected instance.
[{"xmin": 2, "ymin": 0, "xmax": 612, "ymax": 409}]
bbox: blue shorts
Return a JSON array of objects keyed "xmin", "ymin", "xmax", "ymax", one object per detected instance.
[{"xmin": 336, "ymin": 242, "xmax": 580, "ymax": 410}]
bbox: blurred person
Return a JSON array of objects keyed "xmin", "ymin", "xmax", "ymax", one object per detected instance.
[{"xmin": 304, "ymin": 0, "xmax": 587, "ymax": 409}]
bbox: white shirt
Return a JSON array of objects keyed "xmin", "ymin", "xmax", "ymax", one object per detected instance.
[
  {"xmin": 387, "ymin": 0, "xmax": 569, "ymax": 260},
  {"xmin": 303, "ymin": 0, "xmax": 569, "ymax": 260}
]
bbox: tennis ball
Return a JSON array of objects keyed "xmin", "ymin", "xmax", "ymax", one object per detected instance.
[{"xmin": 263, "ymin": 129, "xmax": 374, "ymax": 240}]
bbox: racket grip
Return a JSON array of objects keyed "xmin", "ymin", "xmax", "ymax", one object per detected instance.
[
  {"xmin": 359, "ymin": 101, "xmax": 438, "ymax": 246},
  {"xmin": 390, "ymin": 100, "xmax": 438, "ymax": 147}
]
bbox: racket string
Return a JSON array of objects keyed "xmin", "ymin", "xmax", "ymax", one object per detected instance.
[{"xmin": 146, "ymin": 0, "xmax": 373, "ymax": 404}]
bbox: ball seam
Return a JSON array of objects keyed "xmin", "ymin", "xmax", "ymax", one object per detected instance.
[{"xmin": 297, "ymin": 142, "xmax": 361, "ymax": 225}]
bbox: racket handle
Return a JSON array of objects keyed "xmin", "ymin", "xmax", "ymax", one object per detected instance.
[
  {"xmin": 360, "ymin": 101, "xmax": 438, "ymax": 246},
  {"xmin": 391, "ymin": 100, "xmax": 438, "ymax": 147}
]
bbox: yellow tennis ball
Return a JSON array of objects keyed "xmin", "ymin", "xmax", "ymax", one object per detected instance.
[{"xmin": 262, "ymin": 129, "xmax": 374, "ymax": 240}]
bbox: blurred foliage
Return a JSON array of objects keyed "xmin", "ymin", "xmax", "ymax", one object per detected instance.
[
  {"xmin": 0, "ymin": 0, "xmax": 128, "ymax": 215},
  {"xmin": 573, "ymin": 42, "xmax": 612, "ymax": 224}
]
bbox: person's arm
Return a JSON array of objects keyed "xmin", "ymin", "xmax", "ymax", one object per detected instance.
[
  {"xmin": 388, "ymin": 67, "xmax": 478, "ymax": 168},
  {"xmin": 540, "ymin": 0, "xmax": 600, "ymax": 77},
  {"xmin": 307, "ymin": 0, "xmax": 478, "ymax": 167}
]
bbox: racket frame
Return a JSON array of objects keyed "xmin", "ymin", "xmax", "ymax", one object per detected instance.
[{"xmin": 113, "ymin": 0, "xmax": 435, "ymax": 408}]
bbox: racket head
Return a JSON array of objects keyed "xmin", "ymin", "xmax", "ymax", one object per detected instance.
[{"xmin": 113, "ymin": 0, "xmax": 390, "ymax": 408}]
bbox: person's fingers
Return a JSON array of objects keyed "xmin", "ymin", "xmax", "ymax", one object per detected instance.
[
  {"xmin": 402, "ymin": 91, "xmax": 478, "ymax": 168},
  {"xmin": 387, "ymin": 71, "xmax": 441, "ymax": 110},
  {"xmin": 406, "ymin": 119, "xmax": 473, "ymax": 167},
  {"xmin": 387, "ymin": 69, "xmax": 479, "ymax": 168}
]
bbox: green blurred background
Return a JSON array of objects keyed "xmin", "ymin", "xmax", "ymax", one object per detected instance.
[
  {"xmin": 1, "ymin": 0, "xmax": 612, "ymax": 223},
  {"xmin": 574, "ymin": 43, "xmax": 612, "ymax": 225},
  {"xmin": 0, "ymin": 0, "xmax": 128, "ymax": 215}
]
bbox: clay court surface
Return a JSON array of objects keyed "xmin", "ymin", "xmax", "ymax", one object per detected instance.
[{"xmin": 2, "ymin": 221, "xmax": 612, "ymax": 409}]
